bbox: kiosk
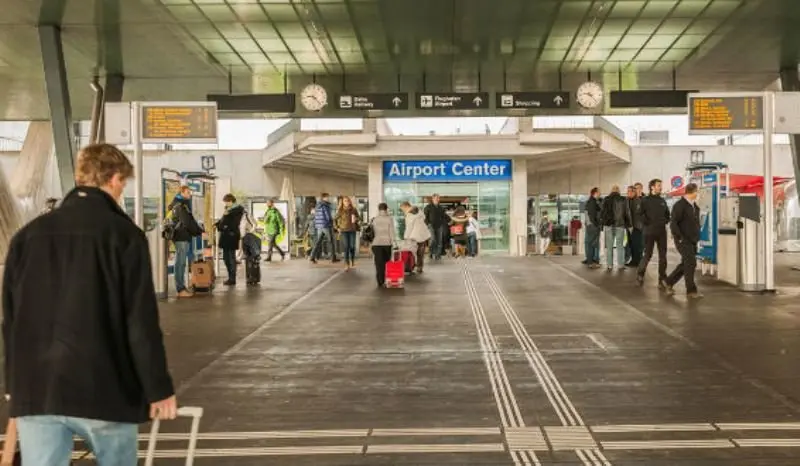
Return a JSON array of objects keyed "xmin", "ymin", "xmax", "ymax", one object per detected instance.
[{"xmin": 156, "ymin": 169, "xmax": 217, "ymax": 298}]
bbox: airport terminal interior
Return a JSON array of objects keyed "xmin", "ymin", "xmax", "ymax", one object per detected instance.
[{"xmin": 4, "ymin": 0, "xmax": 800, "ymax": 464}]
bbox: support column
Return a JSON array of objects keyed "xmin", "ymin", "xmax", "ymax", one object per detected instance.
[
  {"xmin": 510, "ymin": 158, "xmax": 528, "ymax": 256},
  {"xmin": 779, "ymin": 68, "xmax": 800, "ymax": 185},
  {"xmin": 367, "ymin": 160, "xmax": 383, "ymax": 219},
  {"xmin": 99, "ymin": 74, "xmax": 125, "ymax": 142},
  {"xmin": 38, "ymin": 25, "xmax": 75, "ymax": 194}
]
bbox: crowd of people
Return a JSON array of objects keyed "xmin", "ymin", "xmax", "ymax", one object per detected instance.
[{"xmin": 583, "ymin": 179, "xmax": 703, "ymax": 299}]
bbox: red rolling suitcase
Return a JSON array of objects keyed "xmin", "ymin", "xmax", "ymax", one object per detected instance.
[
  {"xmin": 385, "ymin": 249, "xmax": 405, "ymax": 288},
  {"xmin": 401, "ymin": 250, "xmax": 415, "ymax": 274}
]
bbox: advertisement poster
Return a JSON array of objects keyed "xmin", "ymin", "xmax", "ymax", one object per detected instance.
[
  {"xmin": 696, "ymin": 185, "xmax": 718, "ymax": 264},
  {"xmin": 252, "ymin": 200, "xmax": 291, "ymax": 259}
]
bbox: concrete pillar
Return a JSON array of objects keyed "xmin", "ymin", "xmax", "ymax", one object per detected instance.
[
  {"xmin": 367, "ymin": 160, "xmax": 383, "ymax": 218},
  {"xmin": 38, "ymin": 25, "xmax": 75, "ymax": 194},
  {"xmin": 510, "ymin": 158, "xmax": 528, "ymax": 256},
  {"xmin": 519, "ymin": 116, "xmax": 533, "ymax": 133},
  {"xmin": 779, "ymin": 69, "xmax": 800, "ymax": 186},
  {"xmin": 363, "ymin": 118, "xmax": 377, "ymax": 133}
]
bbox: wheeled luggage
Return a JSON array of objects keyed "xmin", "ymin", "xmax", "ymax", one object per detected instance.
[
  {"xmin": 401, "ymin": 250, "xmax": 415, "ymax": 274},
  {"xmin": 190, "ymin": 259, "xmax": 215, "ymax": 293},
  {"xmin": 145, "ymin": 406, "xmax": 204, "ymax": 466},
  {"xmin": 385, "ymin": 250, "xmax": 405, "ymax": 288},
  {"xmin": 245, "ymin": 255, "xmax": 261, "ymax": 285}
]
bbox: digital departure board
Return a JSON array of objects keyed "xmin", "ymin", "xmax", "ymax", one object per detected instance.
[
  {"xmin": 140, "ymin": 103, "xmax": 218, "ymax": 143},
  {"xmin": 688, "ymin": 94, "xmax": 764, "ymax": 134}
]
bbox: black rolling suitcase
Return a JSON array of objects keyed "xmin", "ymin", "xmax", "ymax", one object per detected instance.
[{"xmin": 246, "ymin": 255, "xmax": 261, "ymax": 285}]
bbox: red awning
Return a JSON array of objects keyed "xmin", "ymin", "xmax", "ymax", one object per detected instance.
[{"xmin": 668, "ymin": 174, "xmax": 790, "ymax": 197}]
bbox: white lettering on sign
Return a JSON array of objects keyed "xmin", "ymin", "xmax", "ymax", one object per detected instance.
[
  {"xmin": 451, "ymin": 162, "xmax": 507, "ymax": 177},
  {"xmin": 385, "ymin": 160, "xmax": 510, "ymax": 180}
]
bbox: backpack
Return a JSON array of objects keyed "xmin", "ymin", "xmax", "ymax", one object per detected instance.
[
  {"xmin": 450, "ymin": 222, "xmax": 465, "ymax": 236},
  {"xmin": 539, "ymin": 221, "xmax": 551, "ymax": 237},
  {"xmin": 361, "ymin": 218, "xmax": 376, "ymax": 243}
]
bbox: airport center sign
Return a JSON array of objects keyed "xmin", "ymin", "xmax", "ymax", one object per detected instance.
[{"xmin": 383, "ymin": 160, "xmax": 513, "ymax": 182}]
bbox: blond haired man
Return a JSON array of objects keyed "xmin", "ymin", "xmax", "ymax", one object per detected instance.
[{"xmin": 2, "ymin": 144, "xmax": 177, "ymax": 466}]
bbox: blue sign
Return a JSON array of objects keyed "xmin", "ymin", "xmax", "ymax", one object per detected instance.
[
  {"xmin": 670, "ymin": 176, "xmax": 683, "ymax": 189},
  {"xmin": 383, "ymin": 160, "xmax": 512, "ymax": 182},
  {"xmin": 702, "ymin": 173, "xmax": 717, "ymax": 184}
]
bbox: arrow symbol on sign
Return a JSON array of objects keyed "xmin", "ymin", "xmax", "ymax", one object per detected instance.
[
  {"xmin": 553, "ymin": 95, "xmax": 564, "ymax": 106},
  {"xmin": 473, "ymin": 96, "xmax": 483, "ymax": 106},
  {"xmin": 392, "ymin": 96, "xmax": 402, "ymax": 107}
]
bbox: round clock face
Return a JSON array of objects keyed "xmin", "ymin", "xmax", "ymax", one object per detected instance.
[
  {"xmin": 576, "ymin": 81, "xmax": 603, "ymax": 109},
  {"xmin": 301, "ymin": 84, "xmax": 328, "ymax": 112}
]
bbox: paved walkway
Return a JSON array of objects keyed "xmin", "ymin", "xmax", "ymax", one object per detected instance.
[{"xmin": 6, "ymin": 257, "xmax": 800, "ymax": 465}]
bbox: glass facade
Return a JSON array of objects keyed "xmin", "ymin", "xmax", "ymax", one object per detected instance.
[
  {"xmin": 527, "ymin": 194, "xmax": 588, "ymax": 253},
  {"xmin": 384, "ymin": 181, "xmax": 510, "ymax": 253}
]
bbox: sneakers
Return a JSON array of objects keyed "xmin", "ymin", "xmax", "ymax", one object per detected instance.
[
  {"xmin": 177, "ymin": 290, "xmax": 194, "ymax": 298},
  {"xmin": 687, "ymin": 291, "xmax": 704, "ymax": 299}
]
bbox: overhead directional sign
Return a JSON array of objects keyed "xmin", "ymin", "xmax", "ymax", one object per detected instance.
[
  {"xmin": 610, "ymin": 90, "xmax": 696, "ymax": 108},
  {"xmin": 207, "ymin": 93, "xmax": 296, "ymax": 113},
  {"xmin": 688, "ymin": 93, "xmax": 764, "ymax": 134},
  {"xmin": 416, "ymin": 92, "xmax": 489, "ymax": 110},
  {"xmin": 140, "ymin": 102, "xmax": 218, "ymax": 143},
  {"xmin": 496, "ymin": 91, "xmax": 570, "ymax": 109},
  {"xmin": 336, "ymin": 93, "xmax": 409, "ymax": 110}
]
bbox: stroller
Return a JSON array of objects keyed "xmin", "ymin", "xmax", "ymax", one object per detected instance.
[{"xmin": 241, "ymin": 232, "xmax": 262, "ymax": 285}]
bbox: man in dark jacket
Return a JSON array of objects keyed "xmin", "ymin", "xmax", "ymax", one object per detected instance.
[
  {"xmin": 310, "ymin": 192, "xmax": 338, "ymax": 263},
  {"xmin": 600, "ymin": 185, "xmax": 631, "ymax": 270},
  {"xmin": 424, "ymin": 194, "xmax": 447, "ymax": 260},
  {"xmin": 664, "ymin": 182, "xmax": 703, "ymax": 298},
  {"xmin": 583, "ymin": 187, "xmax": 602, "ymax": 267},
  {"xmin": 215, "ymin": 193, "xmax": 246, "ymax": 286},
  {"xmin": 637, "ymin": 179, "xmax": 671, "ymax": 287},
  {"xmin": 167, "ymin": 185, "xmax": 202, "ymax": 298},
  {"xmin": 2, "ymin": 144, "xmax": 176, "ymax": 465},
  {"xmin": 627, "ymin": 183, "xmax": 645, "ymax": 267}
]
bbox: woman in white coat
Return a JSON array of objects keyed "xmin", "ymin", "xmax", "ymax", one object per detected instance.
[{"xmin": 400, "ymin": 201, "xmax": 432, "ymax": 273}]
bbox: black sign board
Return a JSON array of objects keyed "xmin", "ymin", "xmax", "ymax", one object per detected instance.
[
  {"xmin": 610, "ymin": 90, "xmax": 697, "ymax": 109},
  {"xmin": 688, "ymin": 95, "xmax": 764, "ymax": 133},
  {"xmin": 416, "ymin": 92, "xmax": 490, "ymax": 110},
  {"xmin": 140, "ymin": 104, "xmax": 218, "ymax": 143},
  {"xmin": 336, "ymin": 93, "xmax": 409, "ymax": 110},
  {"xmin": 496, "ymin": 92, "xmax": 570, "ymax": 109},
  {"xmin": 207, "ymin": 94, "xmax": 295, "ymax": 113}
]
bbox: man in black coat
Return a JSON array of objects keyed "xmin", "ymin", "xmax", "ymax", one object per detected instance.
[
  {"xmin": 2, "ymin": 144, "xmax": 177, "ymax": 464},
  {"xmin": 637, "ymin": 178, "xmax": 671, "ymax": 287},
  {"xmin": 215, "ymin": 193, "xmax": 246, "ymax": 286},
  {"xmin": 423, "ymin": 194, "xmax": 448, "ymax": 261},
  {"xmin": 583, "ymin": 187, "xmax": 602, "ymax": 267},
  {"xmin": 664, "ymin": 182, "xmax": 703, "ymax": 298},
  {"xmin": 600, "ymin": 185, "xmax": 631, "ymax": 270}
]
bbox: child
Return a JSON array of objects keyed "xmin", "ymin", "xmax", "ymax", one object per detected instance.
[{"xmin": 449, "ymin": 207, "xmax": 470, "ymax": 257}]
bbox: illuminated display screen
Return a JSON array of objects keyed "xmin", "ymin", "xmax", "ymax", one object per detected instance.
[
  {"xmin": 141, "ymin": 105, "xmax": 218, "ymax": 141},
  {"xmin": 689, "ymin": 96, "xmax": 764, "ymax": 132}
]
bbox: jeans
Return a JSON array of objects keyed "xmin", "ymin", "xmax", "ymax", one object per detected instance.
[
  {"xmin": 341, "ymin": 231, "xmax": 357, "ymax": 263},
  {"xmin": 467, "ymin": 233, "xmax": 478, "ymax": 257},
  {"xmin": 638, "ymin": 229, "xmax": 668, "ymax": 280},
  {"xmin": 266, "ymin": 233, "xmax": 286, "ymax": 260},
  {"xmin": 428, "ymin": 225, "xmax": 445, "ymax": 259},
  {"xmin": 629, "ymin": 228, "xmax": 644, "ymax": 265},
  {"xmin": 173, "ymin": 240, "xmax": 190, "ymax": 292},
  {"xmin": 605, "ymin": 226, "xmax": 626, "ymax": 268},
  {"xmin": 312, "ymin": 227, "xmax": 337, "ymax": 261},
  {"xmin": 584, "ymin": 224, "xmax": 600, "ymax": 264},
  {"xmin": 372, "ymin": 245, "xmax": 392, "ymax": 285},
  {"xmin": 416, "ymin": 240, "xmax": 428, "ymax": 271},
  {"xmin": 17, "ymin": 415, "xmax": 137, "ymax": 466},
  {"xmin": 222, "ymin": 247, "xmax": 237, "ymax": 282}
]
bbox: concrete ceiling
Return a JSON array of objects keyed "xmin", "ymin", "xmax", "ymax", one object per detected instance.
[{"xmin": 1, "ymin": 0, "xmax": 799, "ymax": 120}]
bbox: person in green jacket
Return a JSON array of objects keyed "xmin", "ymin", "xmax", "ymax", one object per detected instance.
[{"xmin": 261, "ymin": 199, "xmax": 286, "ymax": 261}]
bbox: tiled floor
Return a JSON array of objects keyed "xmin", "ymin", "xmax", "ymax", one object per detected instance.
[{"xmin": 8, "ymin": 255, "xmax": 800, "ymax": 465}]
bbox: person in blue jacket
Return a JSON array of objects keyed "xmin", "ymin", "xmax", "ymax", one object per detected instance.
[{"xmin": 310, "ymin": 192, "xmax": 338, "ymax": 264}]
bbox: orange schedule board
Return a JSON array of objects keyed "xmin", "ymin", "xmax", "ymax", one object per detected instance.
[
  {"xmin": 140, "ymin": 102, "xmax": 218, "ymax": 143},
  {"xmin": 688, "ymin": 94, "xmax": 764, "ymax": 134}
]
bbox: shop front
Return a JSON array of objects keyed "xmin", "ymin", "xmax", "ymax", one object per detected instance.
[{"xmin": 382, "ymin": 159, "xmax": 513, "ymax": 253}]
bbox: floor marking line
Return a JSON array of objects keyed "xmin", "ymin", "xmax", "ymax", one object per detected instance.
[
  {"xmin": 592, "ymin": 423, "xmax": 716, "ymax": 433},
  {"xmin": 601, "ymin": 439, "xmax": 736, "ymax": 450},
  {"xmin": 716, "ymin": 422, "xmax": 800, "ymax": 430},
  {"xmin": 462, "ymin": 263, "xmax": 540, "ymax": 466},
  {"xmin": 176, "ymin": 270, "xmax": 345, "ymax": 395},
  {"xmin": 548, "ymin": 260, "xmax": 800, "ymax": 415},
  {"xmin": 481, "ymin": 267, "xmax": 612, "ymax": 466},
  {"xmin": 734, "ymin": 438, "xmax": 800, "ymax": 447},
  {"xmin": 484, "ymin": 271, "xmax": 584, "ymax": 427}
]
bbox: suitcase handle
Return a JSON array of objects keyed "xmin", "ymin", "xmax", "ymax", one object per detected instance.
[{"xmin": 145, "ymin": 406, "xmax": 204, "ymax": 466}]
